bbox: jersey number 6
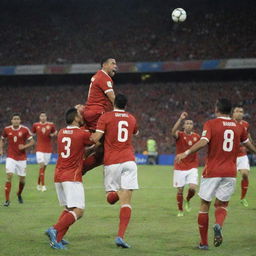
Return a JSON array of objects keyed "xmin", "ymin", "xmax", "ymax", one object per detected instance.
[{"xmin": 118, "ymin": 121, "xmax": 128, "ymax": 142}]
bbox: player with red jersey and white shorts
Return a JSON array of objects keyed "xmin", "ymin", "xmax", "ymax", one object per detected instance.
[
  {"xmin": 172, "ymin": 112, "xmax": 200, "ymax": 217},
  {"xmin": 232, "ymin": 106, "xmax": 252, "ymax": 207},
  {"xmin": 45, "ymin": 108, "xmax": 92, "ymax": 250},
  {"xmin": 32, "ymin": 112, "xmax": 57, "ymax": 192},
  {"xmin": 0, "ymin": 113, "xmax": 34, "ymax": 207},
  {"xmin": 91, "ymin": 94, "xmax": 139, "ymax": 249},
  {"xmin": 76, "ymin": 58, "xmax": 118, "ymax": 173},
  {"xmin": 176, "ymin": 99, "xmax": 256, "ymax": 250}
]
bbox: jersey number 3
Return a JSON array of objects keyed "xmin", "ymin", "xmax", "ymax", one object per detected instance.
[
  {"xmin": 61, "ymin": 137, "xmax": 72, "ymax": 158},
  {"xmin": 223, "ymin": 129, "xmax": 234, "ymax": 152},
  {"xmin": 118, "ymin": 121, "xmax": 128, "ymax": 142}
]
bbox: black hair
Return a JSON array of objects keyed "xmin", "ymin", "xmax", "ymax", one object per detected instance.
[
  {"xmin": 40, "ymin": 111, "xmax": 47, "ymax": 115},
  {"xmin": 11, "ymin": 113, "xmax": 21, "ymax": 119},
  {"xmin": 100, "ymin": 57, "xmax": 114, "ymax": 67},
  {"xmin": 114, "ymin": 94, "xmax": 127, "ymax": 109},
  {"xmin": 65, "ymin": 108, "xmax": 78, "ymax": 125},
  {"xmin": 215, "ymin": 98, "xmax": 232, "ymax": 115},
  {"xmin": 232, "ymin": 104, "xmax": 244, "ymax": 113}
]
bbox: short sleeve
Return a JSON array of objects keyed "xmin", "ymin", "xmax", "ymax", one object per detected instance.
[
  {"xmin": 1, "ymin": 128, "xmax": 7, "ymax": 139},
  {"xmin": 31, "ymin": 124, "xmax": 36, "ymax": 134},
  {"xmin": 83, "ymin": 131, "xmax": 94, "ymax": 146},
  {"xmin": 201, "ymin": 121, "xmax": 211, "ymax": 142},
  {"xmin": 96, "ymin": 114, "xmax": 107, "ymax": 134},
  {"xmin": 176, "ymin": 131, "xmax": 183, "ymax": 141},
  {"xmin": 98, "ymin": 78, "xmax": 114, "ymax": 94},
  {"xmin": 133, "ymin": 117, "xmax": 139, "ymax": 135},
  {"xmin": 241, "ymin": 126, "xmax": 249, "ymax": 144},
  {"xmin": 25, "ymin": 128, "xmax": 33, "ymax": 140},
  {"xmin": 51, "ymin": 124, "xmax": 57, "ymax": 133}
]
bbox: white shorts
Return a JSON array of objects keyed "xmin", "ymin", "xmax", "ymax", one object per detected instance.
[
  {"xmin": 36, "ymin": 152, "xmax": 52, "ymax": 165},
  {"xmin": 6, "ymin": 157, "xmax": 27, "ymax": 176},
  {"xmin": 104, "ymin": 161, "xmax": 139, "ymax": 192},
  {"xmin": 173, "ymin": 168, "xmax": 198, "ymax": 188},
  {"xmin": 55, "ymin": 181, "xmax": 85, "ymax": 209},
  {"xmin": 236, "ymin": 155, "xmax": 250, "ymax": 171},
  {"xmin": 198, "ymin": 177, "xmax": 236, "ymax": 202}
]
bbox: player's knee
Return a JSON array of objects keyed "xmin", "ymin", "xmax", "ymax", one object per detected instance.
[
  {"xmin": 214, "ymin": 200, "xmax": 229, "ymax": 208},
  {"xmin": 6, "ymin": 173, "xmax": 13, "ymax": 181},
  {"xmin": 106, "ymin": 191, "xmax": 119, "ymax": 205},
  {"xmin": 242, "ymin": 173, "xmax": 249, "ymax": 180}
]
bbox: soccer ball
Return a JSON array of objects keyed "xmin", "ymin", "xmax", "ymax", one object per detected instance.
[{"xmin": 172, "ymin": 8, "xmax": 187, "ymax": 23}]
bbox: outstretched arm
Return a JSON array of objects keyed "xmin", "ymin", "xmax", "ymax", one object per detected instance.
[{"xmin": 171, "ymin": 112, "xmax": 188, "ymax": 139}]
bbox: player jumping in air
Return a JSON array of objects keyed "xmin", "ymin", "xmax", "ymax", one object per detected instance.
[
  {"xmin": 45, "ymin": 108, "xmax": 92, "ymax": 249},
  {"xmin": 0, "ymin": 113, "xmax": 34, "ymax": 206},
  {"xmin": 232, "ymin": 105, "xmax": 252, "ymax": 207},
  {"xmin": 172, "ymin": 112, "xmax": 200, "ymax": 217},
  {"xmin": 32, "ymin": 112, "xmax": 57, "ymax": 192},
  {"xmin": 176, "ymin": 99, "xmax": 256, "ymax": 250},
  {"xmin": 91, "ymin": 94, "xmax": 139, "ymax": 248}
]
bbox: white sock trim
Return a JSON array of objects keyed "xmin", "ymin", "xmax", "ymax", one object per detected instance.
[
  {"xmin": 121, "ymin": 204, "xmax": 132, "ymax": 209},
  {"xmin": 198, "ymin": 211, "xmax": 208, "ymax": 214},
  {"xmin": 69, "ymin": 211, "xmax": 78, "ymax": 221}
]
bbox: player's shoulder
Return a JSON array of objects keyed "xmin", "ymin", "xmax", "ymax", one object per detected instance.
[
  {"xmin": 33, "ymin": 122, "xmax": 40, "ymax": 126},
  {"xmin": 46, "ymin": 121, "xmax": 54, "ymax": 125},
  {"xmin": 192, "ymin": 132, "xmax": 200, "ymax": 138},
  {"xmin": 241, "ymin": 120, "xmax": 249, "ymax": 127},
  {"xmin": 4, "ymin": 125, "xmax": 12, "ymax": 130},
  {"xmin": 20, "ymin": 125, "xmax": 30, "ymax": 131}
]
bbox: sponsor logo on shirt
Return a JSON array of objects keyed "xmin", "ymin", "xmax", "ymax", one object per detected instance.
[
  {"xmin": 202, "ymin": 130, "xmax": 207, "ymax": 136},
  {"xmin": 107, "ymin": 81, "xmax": 112, "ymax": 88}
]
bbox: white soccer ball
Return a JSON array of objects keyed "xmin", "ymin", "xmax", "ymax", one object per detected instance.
[{"xmin": 172, "ymin": 8, "xmax": 187, "ymax": 23}]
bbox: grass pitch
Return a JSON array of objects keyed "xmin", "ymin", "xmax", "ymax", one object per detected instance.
[{"xmin": 0, "ymin": 164, "xmax": 255, "ymax": 256}]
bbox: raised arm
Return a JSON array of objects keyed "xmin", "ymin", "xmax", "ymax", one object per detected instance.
[{"xmin": 171, "ymin": 112, "xmax": 188, "ymax": 139}]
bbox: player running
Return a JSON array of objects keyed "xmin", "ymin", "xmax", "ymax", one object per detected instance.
[
  {"xmin": 32, "ymin": 112, "xmax": 57, "ymax": 192},
  {"xmin": 91, "ymin": 94, "xmax": 139, "ymax": 248},
  {"xmin": 0, "ymin": 113, "xmax": 34, "ymax": 206},
  {"xmin": 172, "ymin": 112, "xmax": 200, "ymax": 217},
  {"xmin": 45, "ymin": 108, "xmax": 92, "ymax": 249},
  {"xmin": 176, "ymin": 99, "xmax": 256, "ymax": 250},
  {"xmin": 232, "ymin": 106, "xmax": 252, "ymax": 207}
]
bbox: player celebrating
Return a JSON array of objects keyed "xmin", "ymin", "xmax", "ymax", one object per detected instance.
[
  {"xmin": 176, "ymin": 99, "xmax": 256, "ymax": 250},
  {"xmin": 0, "ymin": 113, "xmax": 34, "ymax": 206},
  {"xmin": 32, "ymin": 112, "xmax": 57, "ymax": 192},
  {"xmin": 232, "ymin": 106, "xmax": 252, "ymax": 207},
  {"xmin": 82, "ymin": 57, "xmax": 117, "ymax": 131},
  {"xmin": 171, "ymin": 112, "xmax": 200, "ymax": 217},
  {"xmin": 45, "ymin": 108, "xmax": 92, "ymax": 249},
  {"xmin": 91, "ymin": 94, "xmax": 139, "ymax": 248}
]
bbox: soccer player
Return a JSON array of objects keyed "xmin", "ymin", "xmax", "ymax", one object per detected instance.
[
  {"xmin": 176, "ymin": 99, "xmax": 256, "ymax": 250},
  {"xmin": 82, "ymin": 57, "xmax": 118, "ymax": 131},
  {"xmin": 0, "ymin": 113, "xmax": 34, "ymax": 206},
  {"xmin": 232, "ymin": 106, "xmax": 252, "ymax": 207},
  {"xmin": 171, "ymin": 112, "xmax": 200, "ymax": 217},
  {"xmin": 45, "ymin": 108, "xmax": 92, "ymax": 249},
  {"xmin": 32, "ymin": 112, "xmax": 57, "ymax": 192},
  {"xmin": 91, "ymin": 94, "xmax": 139, "ymax": 248}
]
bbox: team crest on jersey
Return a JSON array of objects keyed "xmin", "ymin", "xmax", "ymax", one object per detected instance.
[
  {"xmin": 193, "ymin": 137, "xmax": 197, "ymax": 142},
  {"xmin": 42, "ymin": 127, "xmax": 46, "ymax": 134},
  {"xmin": 18, "ymin": 132, "xmax": 22, "ymax": 137},
  {"xmin": 107, "ymin": 81, "xmax": 112, "ymax": 88},
  {"xmin": 8, "ymin": 133, "xmax": 12, "ymax": 136},
  {"xmin": 188, "ymin": 140, "xmax": 192, "ymax": 146},
  {"xmin": 46, "ymin": 125, "xmax": 50, "ymax": 130}
]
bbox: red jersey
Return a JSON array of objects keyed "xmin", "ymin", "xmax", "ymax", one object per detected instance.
[
  {"xmin": 32, "ymin": 122, "xmax": 56, "ymax": 153},
  {"xmin": 201, "ymin": 117, "xmax": 248, "ymax": 178},
  {"xmin": 236, "ymin": 120, "xmax": 249, "ymax": 157},
  {"xmin": 85, "ymin": 70, "xmax": 114, "ymax": 113},
  {"xmin": 54, "ymin": 126, "xmax": 92, "ymax": 183},
  {"xmin": 96, "ymin": 110, "xmax": 138, "ymax": 165},
  {"xmin": 174, "ymin": 131, "xmax": 200, "ymax": 170},
  {"xmin": 1, "ymin": 125, "xmax": 33, "ymax": 160}
]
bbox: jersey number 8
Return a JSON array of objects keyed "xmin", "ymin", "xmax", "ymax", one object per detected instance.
[{"xmin": 223, "ymin": 129, "xmax": 234, "ymax": 152}]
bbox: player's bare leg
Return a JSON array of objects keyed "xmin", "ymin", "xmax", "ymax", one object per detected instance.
[
  {"xmin": 197, "ymin": 199, "xmax": 210, "ymax": 250},
  {"xmin": 239, "ymin": 169, "xmax": 249, "ymax": 207},
  {"xmin": 213, "ymin": 199, "xmax": 228, "ymax": 247},
  {"xmin": 115, "ymin": 189, "xmax": 133, "ymax": 248},
  {"xmin": 4, "ymin": 172, "xmax": 13, "ymax": 206},
  {"xmin": 176, "ymin": 187, "xmax": 184, "ymax": 216},
  {"xmin": 17, "ymin": 175, "xmax": 25, "ymax": 203},
  {"xmin": 185, "ymin": 184, "xmax": 196, "ymax": 212}
]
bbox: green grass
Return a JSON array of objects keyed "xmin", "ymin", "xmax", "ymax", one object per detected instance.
[{"xmin": 0, "ymin": 164, "xmax": 256, "ymax": 256}]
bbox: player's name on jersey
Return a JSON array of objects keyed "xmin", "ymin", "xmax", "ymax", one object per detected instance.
[
  {"xmin": 63, "ymin": 130, "xmax": 74, "ymax": 134},
  {"xmin": 222, "ymin": 121, "xmax": 236, "ymax": 127},
  {"xmin": 115, "ymin": 113, "xmax": 128, "ymax": 117}
]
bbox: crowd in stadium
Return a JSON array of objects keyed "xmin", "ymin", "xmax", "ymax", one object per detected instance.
[
  {"xmin": 0, "ymin": 0, "xmax": 255, "ymax": 65},
  {"xmin": 0, "ymin": 81, "xmax": 255, "ymax": 154}
]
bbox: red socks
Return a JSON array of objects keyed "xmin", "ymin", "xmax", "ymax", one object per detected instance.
[
  {"xmin": 241, "ymin": 178, "xmax": 249, "ymax": 199},
  {"xmin": 107, "ymin": 191, "xmax": 119, "ymax": 204},
  {"xmin": 198, "ymin": 212, "xmax": 209, "ymax": 246},
  {"xmin": 54, "ymin": 211, "xmax": 77, "ymax": 242},
  {"xmin": 17, "ymin": 182, "xmax": 25, "ymax": 195},
  {"xmin": 5, "ymin": 182, "xmax": 11, "ymax": 201},
  {"xmin": 215, "ymin": 207, "xmax": 227, "ymax": 227},
  {"xmin": 38, "ymin": 167, "xmax": 46, "ymax": 186},
  {"xmin": 177, "ymin": 192, "xmax": 183, "ymax": 211},
  {"xmin": 118, "ymin": 205, "xmax": 132, "ymax": 238},
  {"xmin": 186, "ymin": 189, "xmax": 195, "ymax": 201}
]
